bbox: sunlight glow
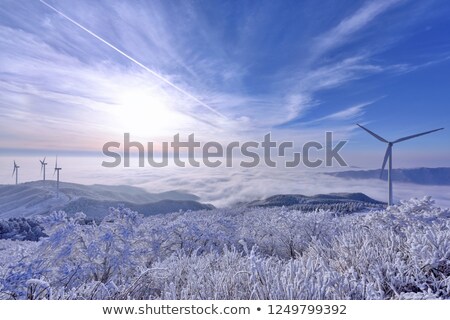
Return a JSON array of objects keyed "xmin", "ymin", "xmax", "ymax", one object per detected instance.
[{"xmin": 110, "ymin": 88, "xmax": 188, "ymax": 137}]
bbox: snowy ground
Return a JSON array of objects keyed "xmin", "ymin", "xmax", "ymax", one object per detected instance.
[
  {"xmin": 0, "ymin": 196, "xmax": 449, "ymax": 300},
  {"xmin": 0, "ymin": 181, "xmax": 199, "ymax": 218}
]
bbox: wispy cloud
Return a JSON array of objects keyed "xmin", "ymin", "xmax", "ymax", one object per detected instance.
[
  {"xmin": 272, "ymin": 0, "xmax": 407, "ymax": 127},
  {"xmin": 321, "ymin": 102, "xmax": 373, "ymax": 121},
  {"xmin": 276, "ymin": 55, "xmax": 387, "ymax": 128},
  {"xmin": 312, "ymin": 0, "xmax": 405, "ymax": 58},
  {"xmin": 311, "ymin": 100, "xmax": 379, "ymax": 124},
  {"xmin": 39, "ymin": 0, "xmax": 227, "ymax": 120},
  {"xmin": 0, "ymin": 0, "xmax": 448, "ymax": 154}
]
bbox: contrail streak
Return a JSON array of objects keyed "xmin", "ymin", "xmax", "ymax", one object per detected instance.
[{"xmin": 39, "ymin": 0, "xmax": 226, "ymax": 119}]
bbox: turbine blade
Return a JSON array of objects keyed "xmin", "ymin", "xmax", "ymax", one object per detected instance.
[
  {"xmin": 43, "ymin": 156, "xmax": 46, "ymax": 163},
  {"xmin": 356, "ymin": 124, "xmax": 388, "ymax": 143},
  {"xmin": 393, "ymin": 128, "xmax": 444, "ymax": 143},
  {"xmin": 380, "ymin": 145, "xmax": 392, "ymax": 178}
]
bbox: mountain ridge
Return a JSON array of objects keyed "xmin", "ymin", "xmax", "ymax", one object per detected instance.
[
  {"xmin": 244, "ymin": 192, "xmax": 384, "ymax": 213},
  {"xmin": 326, "ymin": 167, "xmax": 450, "ymax": 186},
  {"xmin": 0, "ymin": 181, "xmax": 208, "ymax": 218}
]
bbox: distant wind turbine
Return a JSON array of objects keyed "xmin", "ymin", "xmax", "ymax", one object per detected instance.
[
  {"xmin": 40, "ymin": 157, "xmax": 48, "ymax": 182},
  {"xmin": 357, "ymin": 124, "xmax": 444, "ymax": 206},
  {"xmin": 12, "ymin": 161, "xmax": 19, "ymax": 185},
  {"xmin": 54, "ymin": 157, "xmax": 62, "ymax": 198}
]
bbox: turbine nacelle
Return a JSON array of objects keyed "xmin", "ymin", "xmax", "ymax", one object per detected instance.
[
  {"xmin": 53, "ymin": 157, "xmax": 62, "ymax": 174},
  {"xmin": 12, "ymin": 161, "xmax": 20, "ymax": 185},
  {"xmin": 40, "ymin": 157, "xmax": 48, "ymax": 177},
  {"xmin": 40, "ymin": 157, "xmax": 47, "ymax": 166},
  {"xmin": 53, "ymin": 156, "xmax": 62, "ymax": 198},
  {"xmin": 12, "ymin": 161, "xmax": 19, "ymax": 175}
]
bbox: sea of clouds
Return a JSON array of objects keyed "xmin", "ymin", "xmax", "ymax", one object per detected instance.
[{"xmin": 1, "ymin": 156, "xmax": 450, "ymax": 208}]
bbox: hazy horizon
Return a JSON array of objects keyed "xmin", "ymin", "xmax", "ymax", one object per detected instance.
[{"xmin": 1, "ymin": 155, "xmax": 450, "ymax": 208}]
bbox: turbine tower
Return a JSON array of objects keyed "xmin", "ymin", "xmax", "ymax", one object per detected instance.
[
  {"xmin": 40, "ymin": 157, "xmax": 48, "ymax": 182},
  {"xmin": 12, "ymin": 161, "xmax": 19, "ymax": 185},
  {"xmin": 357, "ymin": 124, "xmax": 444, "ymax": 206},
  {"xmin": 54, "ymin": 157, "xmax": 62, "ymax": 198}
]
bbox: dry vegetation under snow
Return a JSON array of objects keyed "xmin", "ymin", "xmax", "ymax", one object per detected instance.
[{"xmin": 0, "ymin": 197, "xmax": 449, "ymax": 300}]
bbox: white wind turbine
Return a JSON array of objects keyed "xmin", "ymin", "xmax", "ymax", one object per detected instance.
[
  {"xmin": 54, "ymin": 157, "xmax": 62, "ymax": 198},
  {"xmin": 12, "ymin": 161, "xmax": 19, "ymax": 185},
  {"xmin": 40, "ymin": 157, "xmax": 48, "ymax": 182},
  {"xmin": 357, "ymin": 124, "xmax": 444, "ymax": 206}
]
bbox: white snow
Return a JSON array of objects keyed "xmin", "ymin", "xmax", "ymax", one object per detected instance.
[{"xmin": 0, "ymin": 196, "xmax": 449, "ymax": 300}]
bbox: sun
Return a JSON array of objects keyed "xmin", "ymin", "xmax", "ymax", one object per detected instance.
[{"xmin": 110, "ymin": 88, "xmax": 189, "ymax": 138}]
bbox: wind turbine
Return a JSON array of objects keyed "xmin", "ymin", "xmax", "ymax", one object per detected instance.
[
  {"xmin": 357, "ymin": 124, "xmax": 444, "ymax": 206},
  {"xmin": 54, "ymin": 157, "xmax": 62, "ymax": 198},
  {"xmin": 12, "ymin": 161, "xmax": 19, "ymax": 185},
  {"xmin": 40, "ymin": 157, "xmax": 48, "ymax": 182}
]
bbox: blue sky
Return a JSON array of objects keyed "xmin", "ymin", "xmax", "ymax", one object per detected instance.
[{"xmin": 0, "ymin": 0, "xmax": 449, "ymax": 167}]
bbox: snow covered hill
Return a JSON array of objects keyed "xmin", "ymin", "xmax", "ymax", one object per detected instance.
[
  {"xmin": 0, "ymin": 181, "xmax": 209, "ymax": 218},
  {"xmin": 60, "ymin": 197, "xmax": 214, "ymax": 218},
  {"xmin": 246, "ymin": 192, "xmax": 384, "ymax": 212}
]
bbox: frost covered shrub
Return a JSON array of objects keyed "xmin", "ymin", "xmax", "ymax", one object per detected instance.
[
  {"xmin": 0, "ymin": 208, "xmax": 149, "ymax": 299},
  {"xmin": 239, "ymin": 208, "xmax": 338, "ymax": 258},
  {"xmin": 0, "ymin": 197, "xmax": 449, "ymax": 300},
  {"xmin": 0, "ymin": 218, "xmax": 47, "ymax": 241},
  {"xmin": 145, "ymin": 208, "xmax": 241, "ymax": 259}
]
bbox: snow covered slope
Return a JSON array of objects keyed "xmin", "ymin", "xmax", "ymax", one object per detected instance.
[
  {"xmin": 245, "ymin": 192, "xmax": 384, "ymax": 212},
  {"xmin": 0, "ymin": 181, "xmax": 207, "ymax": 218}
]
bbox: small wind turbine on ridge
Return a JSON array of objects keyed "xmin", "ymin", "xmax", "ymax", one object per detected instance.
[
  {"xmin": 12, "ymin": 161, "xmax": 19, "ymax": 185},
  {"xmin": 357, "ymin": 124, "xmax": 444, "ymax": 206},
  {"xmin": 40, "ymin": 157, "xmax": 48, "ymax": 182},
  {"xmin": 54, "ymin": 157, "xmax": 62, "ymax": 198}
]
